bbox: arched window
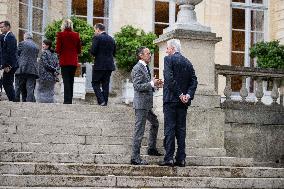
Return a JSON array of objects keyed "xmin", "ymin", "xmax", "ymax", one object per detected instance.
[{"xmin": 19, "ymin": 0, "xmax": 47, "ymax": 45}]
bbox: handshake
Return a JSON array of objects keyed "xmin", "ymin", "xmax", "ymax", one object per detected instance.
[{"xmin": 153, "ymin": 76, "xmax": 163, "ymax": 89}]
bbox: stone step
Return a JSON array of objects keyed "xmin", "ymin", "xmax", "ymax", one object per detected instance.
[
  {"xmin": 0, "ymin": 162, "xmax": 282, "ymax": 178},
  {"xmin": 0, "ymin": 187, "xmax": 212, "ymax": 189},
  {"xmin": 0, "ymin": 175, "xmax": 283, "ymax": 188},
  {"xmin": 0, "ymin": 134, "xmax": 163, "ymax": 146},
  {"xmin": 0, "ymin": 152, "xmax": 254, "ymax": 167},
  {"xmin": 0, "ymin": 108, "xmax": 135, "ymax": 121},
  {"xmin": 0, "ymin": 142, "xmax": 227, "ymax": 158},
  {"xmin": 0, "ymin": 102, "xmax": 133, "ymax": 115}
]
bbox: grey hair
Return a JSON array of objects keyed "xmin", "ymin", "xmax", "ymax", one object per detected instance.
[
  {"xmin": 61, "ymin": 19, "xmax": 73, "ymax": 31},
  {"xmin": 167, "ymin": 39, "xmax": 181, "ymax": 52},
  {"xmin": 24, "ymin": 32, "xmax": 33, "ymax": 39}
]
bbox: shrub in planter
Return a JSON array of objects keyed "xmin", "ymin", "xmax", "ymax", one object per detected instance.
[
  {"xmin": 44, "ymin": 16, "xmax": 94, "ymax": 63},
  {"xmin": 114, "ymin": 25, "xmax": 158, "ymax": 72},
  {"xmin": 250, "ymin": 40, "xmax": 284, "ymax": 69}
]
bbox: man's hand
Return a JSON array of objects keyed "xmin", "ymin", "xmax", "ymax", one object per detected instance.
[
  {"xmin": 179, "ymin": 94, "xmax": 191, "ymax": 104},
  {"xmin": 153, "ymin": 75, "xmax": 164, "ymax": 88}
]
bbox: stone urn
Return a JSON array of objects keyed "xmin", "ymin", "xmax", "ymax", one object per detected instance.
[{"xmin": 165, "ymin": 0, "xmax": 210, "ymax": 32}]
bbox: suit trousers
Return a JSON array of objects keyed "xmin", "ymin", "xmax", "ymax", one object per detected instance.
[
  {"xmin": 2, "ymin": 70, "xmax": 15, "ymax": 101},
  {"xmin": 131, "ymin": 109, "xmax": 159, "ymax": 161},
  {"xmin": 163, "ymin": 102, "xmax": 188, "ymax": 162},
  {"xmin": 15, "ymin": 74, "xmax": 36, "ymax": 102},
  {"xmin": 92, "ymin": 70, "xmax": 112, "ymax": 105},
  {"xmin": 61, "ymin": 66, "xmax": 77, "ymax": 104}
]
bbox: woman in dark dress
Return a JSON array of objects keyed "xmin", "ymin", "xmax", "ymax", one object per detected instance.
[{"xmin": 36, "ymin": 39, "xmax": 59, "ymax": 103}]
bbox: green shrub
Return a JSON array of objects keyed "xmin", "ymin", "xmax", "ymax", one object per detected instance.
[
  {"xmin": 250, "ymin": 40, "xmax": 284, "ymax": 69},
  {"xmin": 44, "ymin": 16, "xmax": 94, "ymax": 63},
  {"xmin": 114, "ymin": 25, "xmax": 157, "ymax": 71}
]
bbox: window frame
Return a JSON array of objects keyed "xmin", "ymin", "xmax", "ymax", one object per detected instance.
[
  {"xmin": 230, "ymin": 0, "xmax": 268, "ymax": 95},
  {"xmin": 68, "ymin": 0, "xmax": 112, "ymax": 35},
  {"xmin": 18, "ymin": 0, "xmax": 47, "ymax": 43}
]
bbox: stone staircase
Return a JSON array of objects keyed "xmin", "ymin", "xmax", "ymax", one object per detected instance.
[{"xmin": 0, "ymin": 101, "xmax": 283, "ymax": 188}]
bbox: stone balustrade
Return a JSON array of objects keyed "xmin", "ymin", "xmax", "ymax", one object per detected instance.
[{"xmin": 215, "ymin": 64, "xmax": 284, "ymax": 106}]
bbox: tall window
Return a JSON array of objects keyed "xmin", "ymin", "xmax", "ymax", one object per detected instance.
[
  {"xmin": 231, "ymin": 0, "xmax": 267, "ymax": 92},
  {"xmin": 154, "ymin": 0, "xmax": 177, "ymax": 77},
  {"xmin": 72, "ymin": 0, "xmax": 109, "ymax": 32},
  {"xmin": 19, "ymin": 0, "xmax": 46, "ymax": 45}
]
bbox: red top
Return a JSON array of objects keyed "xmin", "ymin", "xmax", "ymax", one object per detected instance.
[{"xmin": 56, "ymin": 29, "xmax": 81, "ymax": 67}]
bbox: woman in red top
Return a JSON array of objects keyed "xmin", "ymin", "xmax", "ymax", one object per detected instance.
[{"xmin": 56, "ymin": 19, "xmax": 81, "ymax": 104}]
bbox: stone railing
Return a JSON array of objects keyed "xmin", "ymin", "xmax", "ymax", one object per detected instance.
[{"xmin": 215, "ymin": 64, "xmax": 284, "ymax": 106}]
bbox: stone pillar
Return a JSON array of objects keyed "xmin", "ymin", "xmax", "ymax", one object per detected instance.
[{"xmin": 153, "ymin": 0, "xmax": 227, "ymax": 157}]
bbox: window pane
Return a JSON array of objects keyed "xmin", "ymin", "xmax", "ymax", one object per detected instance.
[
  {"xmin": 231, "ymin": 53, "xmax": 244, "ymax": 91},
  {"xmin": 251, "ymin": 32, "xmax": 264, "ymax": 46},
  {"xmin": 94, "ymin": 0, "xmax": 109, "ymax": 18},
  {"xmin": 232, "ymin": 31, "xmax": 245, "ymax": 51},
  {"xmin": 32, "ymin": 8, "xmax": 43, "ymax": 33},
  {"xmin": 231, "ymin": 52, "xmax": 244, "ymax": 67},
  {"xmin": 232, "ymin": 8, "xmax": 245, "ymax": 30},
  {"xmin": 19, "ymin": 3, "xmax": 28, "ymax": 29},
  {"xmin": 33, "ymin": 33, "xmax": 43, "ymax": 47},
  {"xmin": 232, "ymin": 0, "xmax": 245, "ymax": 3},
  {"xmin": 155, "ymin": 24, "xmax": 169, "ymax": 36},
  {"xmin": 33, "ymin": 0, "xmax": 43, "ymax": 8},
  {"xmin": 251, "ymin": 10, "xmax": 264, "ymax": 32},
  {"xmin": 252, "ymin": 0, "xmax": 263, "ymax": 4},
  {"xmin": 155, "ymin": 1, "xmax": 169, "ymax": 23},
  {"xmin": 72, "ymin": 0, "xmax": 87, "ymax": 16}
]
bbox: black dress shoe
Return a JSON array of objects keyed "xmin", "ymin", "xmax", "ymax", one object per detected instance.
[
  {"xmin": 130, "ymin": 159, "xmax": 148, "ymax": 165},
  {"xmin": 174, "ymin": 160, "xmax": 186, "ymax": 167},
  {"xmin": 158, "ymin": 160, "xmax": 174, "ymax": 167},
  {"xmin": 99, "ymin": 102, "xmax": 107, "ymax": 106},
  {"xmin": 147, "ymin": 149, "xmax": 162, "ymax": 156}
]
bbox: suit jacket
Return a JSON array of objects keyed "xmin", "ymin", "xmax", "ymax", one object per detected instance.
[
  {"xmin": 56, "ymin": 29, "xmax": 81, "ymax": 67},
  {"xmin": 0, "ymin": 34, "xmax": 4, "ymax": 68},
  {"xmin": 163, "ymin": 52, "xmax": 198, "ymax": 106},
  {"xmin": 90, "ymin": 32, "xmax": 116, "ymax": 71},
  {"xmin": 1, "ymin": 32, "xmax": 18, "ymax": 69},
  {"xmin": 15, "ymin": 39, "xmax": 39, "ymax": 76},
  {"xmin": 131, "ymin": 61, "xmax": 154, "ymax": 110}
]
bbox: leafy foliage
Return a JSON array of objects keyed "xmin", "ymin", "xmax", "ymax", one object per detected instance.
[
  {"xmin": 250, "ymin": 40, "xmax": 284, "ymax": 69},
  {"xmin": 114, "ymin": 25, "xmax": 158, "ymax": 71},
  {"xmin": 44, "ymin": 16, "xmax": 94, "ymax": 63}
]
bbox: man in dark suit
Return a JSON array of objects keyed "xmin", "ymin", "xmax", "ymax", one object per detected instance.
[
  {"xmin": 0, "ymin": 21, "xmax": 18, "ymax": 101},
  {"xmin": 90, "ymin": 23, "xmax": 116, "ymax": 106},
  {"xmin": 159, "ymin": 39, "xmax": 198, "ymax": 167},
  {"xmin": 131, "ymin": 47, "xmax": 163, "ymax": 165}
]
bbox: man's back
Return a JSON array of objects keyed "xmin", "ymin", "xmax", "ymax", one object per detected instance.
[
  {"xmin": 163, "ymin": 52, "xmax": 197, "ymax": 104},
  {"xmin": 17, "ymin": 39, "xmax": 39, "ymax": 76},
  {"xmin": 90, "ymin": 32, "xmax": 116, "ymax": 71}
]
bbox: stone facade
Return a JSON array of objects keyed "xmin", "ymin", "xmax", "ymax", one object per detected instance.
[
  {"xmin": 111, "ymin": 0, "xmax": 154, "ymax": 34},
  {"xmin": 270, "ymin": 0, "xmax": 284, "ymax": 43}
]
